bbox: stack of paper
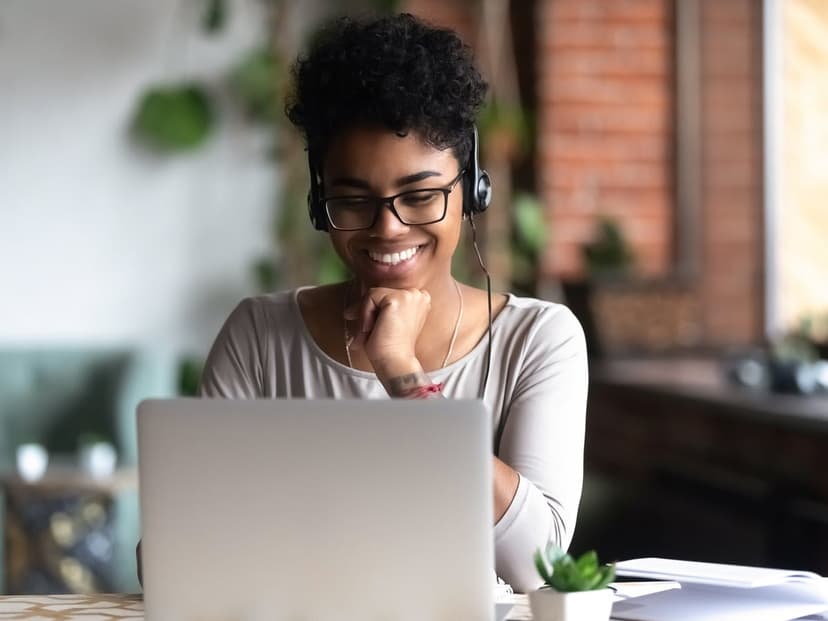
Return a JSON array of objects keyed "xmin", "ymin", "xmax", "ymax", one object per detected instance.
[{"xmin": 612, "ymin": 558, "xmax": 828, "ymax": 621}]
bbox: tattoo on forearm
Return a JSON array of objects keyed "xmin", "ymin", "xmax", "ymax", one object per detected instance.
[{"xmin": 387, "ymin": 372, "xmax": 431, "ymax": 396}]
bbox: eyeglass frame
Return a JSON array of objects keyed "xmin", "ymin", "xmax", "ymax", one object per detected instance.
[{"xmin": 321, "ymin": 170, "xmax": 466, "ymax": 231}]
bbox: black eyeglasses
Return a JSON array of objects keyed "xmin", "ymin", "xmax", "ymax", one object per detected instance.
[{"xmin": 322, "ymin": 170, "xmax": 465, "ymax": 231}]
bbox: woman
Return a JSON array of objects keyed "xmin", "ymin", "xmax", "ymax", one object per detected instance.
[{"xmin": 199, "ymin": 12, "xmax": 587, "ymax": 593}]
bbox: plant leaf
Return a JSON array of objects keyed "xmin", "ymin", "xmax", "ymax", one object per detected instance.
[
  {"xmin": 534, "ymin": 549, "xmax": 553, "ymax": 585},
  {"xmin": 595, "ymin": 565, "xmax": 617, "ymax": 590},
  {"xmin": 576, "ymin": 550, "xmax": 598, "ymax": 573},
  {"xmin": 132, "ymin": 84, "xmax": 213, "ymax": 152},
  {"xmin": 202, "ymin": 0, "xmax": 227, "ymax": 34},
  {"xmin": 545, "ymin": 543, "xmax": 567, "ymax": 565},
  {"xmin": 513, "ymin": 193, "xmax": 546, "ymax": 254},
  {"xmin": 229, "ymin": 47, "xmax": 281, "ymax": 122}
]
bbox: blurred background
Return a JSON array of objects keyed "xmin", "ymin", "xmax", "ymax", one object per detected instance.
[{"xmin": 1, "ymin": 0, "xmax": 827, "ymax": 595}]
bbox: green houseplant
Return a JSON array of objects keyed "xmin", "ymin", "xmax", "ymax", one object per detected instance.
[
  {"xmin": 582, "ymin": 216, "xmax": 634, "ymax": 279},
  {"xmin": 530, "ymin": 544, "xmax": 616, "ymax": 621}
]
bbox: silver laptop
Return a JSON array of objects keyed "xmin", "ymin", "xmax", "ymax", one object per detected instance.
[{"xmin": 137, "ymin": 398, "xmax": 495, "ymax": 621}]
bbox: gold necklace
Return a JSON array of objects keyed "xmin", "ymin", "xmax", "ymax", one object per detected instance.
[{"xmin": 343, "ymin": 279, "xmax": 464, "ymax": 369}]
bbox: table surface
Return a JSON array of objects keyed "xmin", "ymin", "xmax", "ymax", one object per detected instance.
[
  {"xmin": 0, "ymin": 467, "xmax": 138, "ymax": 494},
  {"xmin": 0, "ymin": 593, "xmax": 540, "ymax": 620},
  {"xmin": 0, "ymin": 594, "xmax": 143, "ymax": 619}
]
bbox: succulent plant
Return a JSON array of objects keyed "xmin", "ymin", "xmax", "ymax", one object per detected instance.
[{"xmin": 534, "ymin": 544, "xmax": 616, "ymax": 592}]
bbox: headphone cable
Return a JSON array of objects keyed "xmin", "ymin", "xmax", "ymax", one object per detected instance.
[{"xmin": 468, "ymin": 213, "xmax": 492, "ymax": 401}]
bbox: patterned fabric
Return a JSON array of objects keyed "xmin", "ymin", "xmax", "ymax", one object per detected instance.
[{"xmin": 0, "ymin": 594, "xmax": 143, "ymax": 619}]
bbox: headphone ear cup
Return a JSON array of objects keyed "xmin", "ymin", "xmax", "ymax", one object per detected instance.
[
  {"xmin": 307, "ymin": 152, "xmax": 328, "ymax": 232},
  {"xmin": 475, "ymin": 170, "xmax": 492, "ymax": 213},
  {"xmin": 466, "ymin": 125, "xmax": 492, "ymax": 215},
  {"xmin": 462, "ymin": 171, "xmax": 474, "ymax": 216},
  {"xmin": 307, "ymin": 191, "xmax": 328, "ymax": 232}
]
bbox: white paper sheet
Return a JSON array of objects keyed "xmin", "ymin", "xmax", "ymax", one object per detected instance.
[
  {"xmin": 616, "ymin": 558, "xmax": 822, "ymax": 589},
  {"xmin": 612, "ymin": 582, "xmax": 828, "ymax": 621}
]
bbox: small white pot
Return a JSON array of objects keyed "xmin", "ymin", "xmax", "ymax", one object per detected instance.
[
  {"xmin": 79, "ymin": 441, "xmax": 117, "ymax": 479},
  {"xmin": 16, "ymin": 443, "xmax": 49, "ymax": 482},
  {"xmin": 528, "ymin": 587, "xmax": 613, "ymax": 621}
]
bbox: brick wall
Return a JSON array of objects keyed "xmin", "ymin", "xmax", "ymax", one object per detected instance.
[
  {"xmin": 536, "ymin": 0, "xmax": 765, "ymax": 346},
  {"xmin": 537, "ymin": 0, "xmax": 675, "ymax": 280},
  {"xmin": 698, "ymin": 0, "xmax": 764, "ymax": 344}
]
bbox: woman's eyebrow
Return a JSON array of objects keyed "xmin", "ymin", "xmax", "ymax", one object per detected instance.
[
  {"xmin": 328, "ymin": 170, "xmax": 443, "ymax": 190},
  {"xmin": 395, "ymin": 170, "xmax": 442, "ymax": 186}
]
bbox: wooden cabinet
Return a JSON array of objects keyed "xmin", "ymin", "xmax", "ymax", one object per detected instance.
[{"xmin": 573, "ymin": 358, "xmax": 828, "ymax": 573}]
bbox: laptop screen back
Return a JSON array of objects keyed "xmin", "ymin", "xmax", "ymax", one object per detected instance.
[{"xmin": 138, "ymin": 398, "xmax": 494, "ymax": 621}]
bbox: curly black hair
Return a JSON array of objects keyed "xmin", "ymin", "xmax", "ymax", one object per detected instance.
[{"xmin": 285, "ymin": 13, "xmax": 488, "ymax": 169}]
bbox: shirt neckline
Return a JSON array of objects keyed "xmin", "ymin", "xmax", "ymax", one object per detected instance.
[{"xmin": 290, "ymin": 286, "xmax": 516, "ymax": 378}]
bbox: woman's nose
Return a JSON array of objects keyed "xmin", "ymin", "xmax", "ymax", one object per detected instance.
[{"xmin": 369, "ymin": 200, "xmax": 409, "ymax": 236}]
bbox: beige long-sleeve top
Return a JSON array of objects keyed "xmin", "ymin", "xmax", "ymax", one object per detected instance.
[{"xmin": 199, "ymin": 288, "xmax": 588, "ymax": 593}]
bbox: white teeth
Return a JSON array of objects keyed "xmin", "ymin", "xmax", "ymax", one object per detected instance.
[{"xmin": 368, "ymin": 246, "xmax": 419, "ymax": 265}]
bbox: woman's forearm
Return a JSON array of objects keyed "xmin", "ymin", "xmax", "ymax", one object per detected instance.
[{"xmin": 373, "ymin": 357, "xmax": 433, "ymax": 398}]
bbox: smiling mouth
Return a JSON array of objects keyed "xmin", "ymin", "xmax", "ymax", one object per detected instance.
[{"xmin": 366, "ymin": 245, "xmax": 422, "ymax": 266}]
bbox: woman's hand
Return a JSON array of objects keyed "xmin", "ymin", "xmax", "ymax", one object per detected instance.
[{"xmin": 345, "ymin": 286, "xmax": 431, "ymax": 386}]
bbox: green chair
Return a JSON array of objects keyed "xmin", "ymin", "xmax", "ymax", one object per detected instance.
[{"xmin": 0, "ymin": 348, "xmax": 178, "ymax": 593}]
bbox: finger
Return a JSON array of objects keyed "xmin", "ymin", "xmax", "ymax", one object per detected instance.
[{"xmin": 361, "ymin": 295, "xmax": 380, "ymax": 333}]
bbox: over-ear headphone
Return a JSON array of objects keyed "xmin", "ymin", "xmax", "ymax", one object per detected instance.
[
  {"xmin": 464, "ymin": 125, "xmax": 492, "ymax": 217},
  {"xmin": 307, "ymin": 149, "xmax": 327, "ymax": 231},
  {"xmin": 307, "ymin": 124, "xmax": 492, "ymax": 232}
]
